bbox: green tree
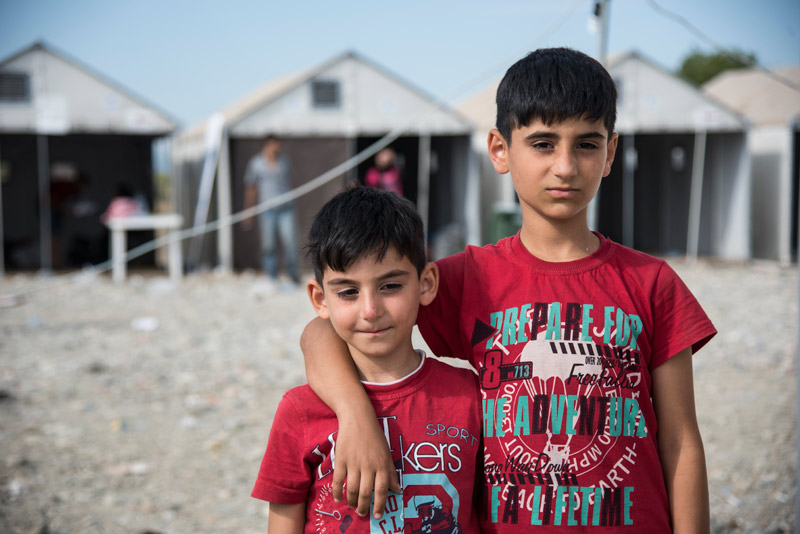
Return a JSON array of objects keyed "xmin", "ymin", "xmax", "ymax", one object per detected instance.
[{"xmin": 677, "ymin": 49, "xmax": 757, "ymax": 86}]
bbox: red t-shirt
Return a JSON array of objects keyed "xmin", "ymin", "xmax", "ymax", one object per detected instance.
[
  {"xmin": 417, "ymin": 234, "xmax": 717, "ymax": 532},
  {"xmin": 252, "ymin": 354, "xmax": 482, "ymax": 533}
]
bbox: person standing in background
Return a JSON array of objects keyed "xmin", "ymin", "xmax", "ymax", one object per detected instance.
[
  {"xmin": 243, "ymin": 135, "xmax": 300, "ymax": 289},
  {"xmin": 365, "ymin": 147, "xmax": 403, "ymax": 197}
]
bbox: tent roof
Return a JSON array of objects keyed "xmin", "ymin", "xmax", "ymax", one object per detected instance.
[
  {"xmin": 457, "ymin": 50, "xmax": 748, "ymax": 136},
  {"xmin": 608, "ymin": 50, "xmax": 747, "ymax": 133},
  {"xmin": 176, "ymin": 50, "xmax": 472, "ymax": 147},
  {"xmin": 703, "ymin": 66, "xmax": 800, "ymax": 126},
  {"xmin": 0, "ymin": 41, "xmax": 178, "ymax": 135},
  {"xmin": 178, "ymin": 71, "xmax": 307, "ymax": 141},
  {"xmin": 456, "ymin": 80, "xmax": 499, "ymax": 135}
]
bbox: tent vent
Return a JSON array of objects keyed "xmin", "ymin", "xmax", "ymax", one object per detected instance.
[
  {"xmin": 311, "ymin": 79, "xmax": 340, "ymax": 108},
  {"xmin": 0, "ymin": 72, "xmax": 31, "ymax": 102}
]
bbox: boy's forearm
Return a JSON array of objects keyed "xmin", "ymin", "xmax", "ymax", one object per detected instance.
[
  {"xmin": 653, "ymin": 348, "xmax": 710, "ymax": 534},
  {"xmin": 268, "ymin": 502, "xmax": 306, "ymax": 534},
  {"xmin": 660, "ymin": 432, "xmax": 710, "ymax": 533},
  {"xmin": 300, "ymin": 316, "xmax": 400, "ymax": 516},
  {"xmin": 301, "ymin": 316, "xmax": 372, "ymax": 417}
]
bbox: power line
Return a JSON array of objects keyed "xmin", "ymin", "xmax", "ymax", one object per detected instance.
[
  {"xmin": 445, "ymin": 0, "xmax": 585, "ymax": 103},
  {"xmin": 646, "ymin": 0, "xmax": 800, "ymax": 93}
]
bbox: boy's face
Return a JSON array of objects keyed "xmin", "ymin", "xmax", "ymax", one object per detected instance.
[
  {"xmin": 307, "ymin": 250, "xmax": 438, "ymax": 375},
  {"xmin": 488, "ymin": 116, "xmax": 618, "ymax": 226}
]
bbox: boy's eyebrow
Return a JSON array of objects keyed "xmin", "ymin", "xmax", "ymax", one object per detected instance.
[
  {"xmin": 525, "ymin": 131, "xmax": 607, "ymax": 141},
  {"xmin": 326, "ymin": 269, "xmax": 411, "ymax": 286}
]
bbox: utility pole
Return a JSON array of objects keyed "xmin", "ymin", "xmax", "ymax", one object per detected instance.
[
  {"xmin": 588, "ymin": 0, "xmax": 611, "ymax": 231},
  {"xmin": 0, "ymin": 144, "xmax": 4, "ymax": 279},
  {"xmin": 596, "ymin": 0, "xmax": 610, "ymax": 65},
  {"xmin": 796, "ymin": 119, "xmax": 800, "ymax": 534}
]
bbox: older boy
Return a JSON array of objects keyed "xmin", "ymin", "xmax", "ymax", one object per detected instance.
[
  {"xmin": 252, "ymin": 186, "xmax": 482, "ymax": 533},
  {"xmin": 302, "ymin": 48, "xmax": 716, "ymax": 532}
]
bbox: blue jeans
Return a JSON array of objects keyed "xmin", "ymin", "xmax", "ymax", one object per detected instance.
[{"xmin": 258, "ymin": 204, "xmax": 299, "ymax": 282}]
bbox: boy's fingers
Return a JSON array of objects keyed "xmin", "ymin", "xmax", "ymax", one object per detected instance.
[
  {"xmin": 356, "ymin": 474, "xmax": 375, "ymax": 517},
  {"xmin": 372, "ymin": 474, "xmax": 390, "ymax": 519},
  {"xmin": 331, "ymin": 464, "xmax": 346, "ymax": 502},
  {"xmin": 346, "ymin": 471, "xmax": 362, "ymax": 511}
]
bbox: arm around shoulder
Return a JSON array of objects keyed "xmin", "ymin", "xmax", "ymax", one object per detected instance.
[
  {"xmin": 652, "ymin": 348, "xmax": 709, "ymax": 534},
  {"xmin": 300, "ymin": 316, "xmax": 401, "ymax": 517},
  {"xmin": 301, "ymin": 316, "xmax": 374, "ymax": 421}
]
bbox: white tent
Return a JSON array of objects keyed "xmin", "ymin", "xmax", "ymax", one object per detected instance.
[
  {"xmin": 0, "ymin": 41, "xmax": 177, "ymax": 272},
  {"xmin": 172, "ymin": 51, "xmax": 476, "ymax": 271},
  {"xmin": 603, "ymin": 51, "xmax": 751, "ymax": 260},
  {"xmin": 704, "ymin": 66, "xmax": 800, "ymax": 263}
]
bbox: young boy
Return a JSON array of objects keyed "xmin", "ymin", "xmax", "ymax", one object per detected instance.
[
  {"xmin": 301, "ymin": 48, "xmax": 716, "ymax": 532},
  {"xmin": 252, "ymin": 186, "xmax": 483, "ymax": 533}
]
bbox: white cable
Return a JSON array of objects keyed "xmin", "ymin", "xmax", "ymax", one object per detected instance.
[{"xmin": 4, "ymin": 0, "xmax": 585, "ymax": 298}]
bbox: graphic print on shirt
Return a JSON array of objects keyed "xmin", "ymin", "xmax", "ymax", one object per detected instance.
[
  {"xmin": 474, "ymin": 301, "xmax": 647, "ymax": 527},
  {"xmin": 311, "ymin": 477, "xmax": 465, "ymax": 533},
  {"xmin": 308, "ymin": 415, "xmax": 477, "ymax": 533}
]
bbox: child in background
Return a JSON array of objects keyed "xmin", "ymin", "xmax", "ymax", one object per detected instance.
[{"xmin": 365, "ymin": 147, "xmax": 403, "ymax": 197}]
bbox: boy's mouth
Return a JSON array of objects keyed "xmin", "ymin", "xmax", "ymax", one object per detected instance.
[
  {"xmin": 358, "ymin": 326, "xmax": 391, "ymax": 336},
  {"xmin": 547, "ymin": 187, "xmax": 579, "ymax": 199}
]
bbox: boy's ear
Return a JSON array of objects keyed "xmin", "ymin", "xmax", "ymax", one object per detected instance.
[
  {"xmin": 487, "ymin": 128, "xmax": 510, "ymax": 175},
  {"xmin": 306, "ymin": 278, "xmax": 330, "ymax": 320},
  {"xmin": 603, "ymin": 132, "xmax": 619, "ymax": 177},
  {"xmin": 418, "ymin": 262, "xmax": 439, "ymax": 307}
]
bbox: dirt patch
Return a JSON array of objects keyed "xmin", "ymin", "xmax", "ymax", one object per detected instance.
[{"xmin": 0, "ymin": 260, "xmax": 796, "ymax": 533}]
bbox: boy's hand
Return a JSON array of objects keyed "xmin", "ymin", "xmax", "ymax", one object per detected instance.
[{"xmin": 333, "ymin": 414, "xmax": 401, "ymax": 518}]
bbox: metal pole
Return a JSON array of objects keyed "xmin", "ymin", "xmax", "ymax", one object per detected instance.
[
  {"xmin": 587, "ymin": 0, "xmax": 610, "ymax": 231},
  {"xmin": 111, "ymin": 223, "xmax": 126, "ymax": 284},
  {"xmin": 0, "ymin": 143, "xmax": 4, "ymax": 279},
  {"xmin": 598, "ymin": 0, "xmax": 610, "ymax": 66},
  {"xmin": 188, "ymin": 113, "xmax": 223, "ymax": 269},
  {"xmin": 795, "ymin": 124, "xmax": 800, "ymax": 534},
  {"xmin": 37, "ymin": 134, "xmax": 52, "ymax": 273},
  {"xmin": 465, "ymin": 141, "xmax": 481, "ymax": 246},
  {"xmin": 417, "ymin": 135, "xmax": 431, "ymax": 240},
  {"xmin": 345, "ymin": 135, "xmax": 357, "ymax": 184},
  {"xmin": 686, "ymin": 130, "xmax": 707, "ymax": 263},
  {"xmin": 216, "ymin": 130, "xmax": 232, "ymax": 273},
  {"xmin": 622, "ymin": 133, "xmax": 636, "ymax": 248}
]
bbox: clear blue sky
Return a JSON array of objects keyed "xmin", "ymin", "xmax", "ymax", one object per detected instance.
[{"xmin": 1, "ymin": 0, "xmax": 798, "ymax": 127}]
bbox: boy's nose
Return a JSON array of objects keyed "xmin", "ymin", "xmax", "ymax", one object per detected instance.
[
  {"xmin": 360, "ymin": 292, "xmax": 383, "ymax": 320},
  {"xmin": 552, "ymin": 148, "xmax": 577, "ymax": 178}
]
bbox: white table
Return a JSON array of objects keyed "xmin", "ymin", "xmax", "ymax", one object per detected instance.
[{"xmin": 106, "ymin": 214, "xmax": 184, "ymax": 284}]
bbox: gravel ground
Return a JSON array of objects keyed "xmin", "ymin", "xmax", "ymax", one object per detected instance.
[{"xmin": 0, "ymin": 259, "xmax": 796, "ymax": 533}]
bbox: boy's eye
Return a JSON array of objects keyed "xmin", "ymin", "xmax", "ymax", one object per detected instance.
[
  {"xmin": 381, "ymin": 282, "xmax": 403, "ymax": 292},
  {"xmin": 531, "ymin": 141, "xmax": 554, "ymax": 150},
  {"xmin": 336, "ymin": 288, "xmax": 359, "ymax": 299},
  {"xmin": 577, "ymin": 142, "xmax": 599, "ymax": 150}
]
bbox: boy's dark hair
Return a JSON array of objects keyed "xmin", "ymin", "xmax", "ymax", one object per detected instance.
[
  {"xmin": 307, "ymin": 186, "xmax": 426, "ymax": 283},
  {"xmin": 496, "ymin": 47, "xmax": 617, "ymax": 143}
]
